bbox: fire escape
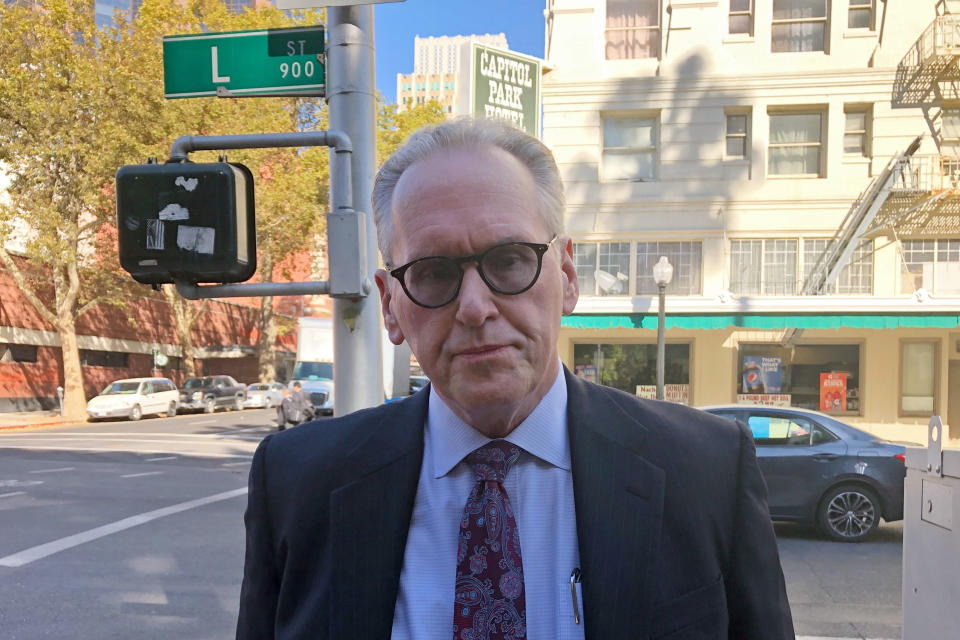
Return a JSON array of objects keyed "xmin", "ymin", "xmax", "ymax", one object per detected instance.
[{"xmin": 803, "ymin": 4, "xmax": 960, "ymax": 296}]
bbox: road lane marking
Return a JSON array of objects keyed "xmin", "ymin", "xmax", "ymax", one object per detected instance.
[
  {"xmin": 0, "ymin": 480, "xmax": 43, "ymax": 488},
  {"xmin": 0, "ymin": 491, "xmax": 26, "ymax": 499},
  {"xmin": 143, "ymin": 456, "xmax": 177, "ymax": 462},
  {"xmin": 121, "ymin": 471, "xmax": 164, "ymax": 478},
  {"xmin": 28, "ymin": 467, "xmax": 75, "ymax": 474},
  {"xmin": 0, "ymin": 487, "xmax": 248, "ymax": 568},
  {"xmin": 190, "ymin": 420, "xmax": 217, "ymax": 425},
  {"xmin": 220, "ymin": 461, "xmax": 250, "ymax": 467}
]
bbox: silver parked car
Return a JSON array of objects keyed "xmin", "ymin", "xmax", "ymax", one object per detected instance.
[{"xmin": 244, "ymin": 382, "xmax": 285, "ymax": 409}]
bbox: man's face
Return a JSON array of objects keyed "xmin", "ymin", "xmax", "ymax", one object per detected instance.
[{"xmin": 375, "ymin": 146, "xmax": 579, "ymax": 436}]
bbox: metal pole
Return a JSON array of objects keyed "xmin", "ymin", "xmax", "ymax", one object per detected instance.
[
  {"xmin": 327, "ymin": 6, "xmax": 383, "ymax": 414},
  {"xmin": 168, "ymin": 131, "xmax": 353, "ymax": 214},
  {"xmin": 656, "ymin": 283, "xmax": 666, "ymax": 401}
]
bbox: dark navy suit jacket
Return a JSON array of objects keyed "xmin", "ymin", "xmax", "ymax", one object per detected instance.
[{"xmin": 237, "ymin": 368, "xmax": 794, "ymax": 639}]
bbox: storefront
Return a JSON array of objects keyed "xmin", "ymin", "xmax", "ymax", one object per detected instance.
[{"xmin": 558, "ymin": 312, "xmax": 960, "ymax": 442}]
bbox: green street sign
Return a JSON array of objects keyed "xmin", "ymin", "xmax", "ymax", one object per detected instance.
[
  {"xmin": 471, "ymin": 43, "xmax": 541, "ymax": 137},
  {"xmin": 163, "ymin": 26, "xmax": 325, "ymax": 99}
]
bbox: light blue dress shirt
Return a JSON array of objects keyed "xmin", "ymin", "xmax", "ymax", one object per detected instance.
[{"xmin": 391, "ymin": 367, "xmax": 585, "ymax": 640}]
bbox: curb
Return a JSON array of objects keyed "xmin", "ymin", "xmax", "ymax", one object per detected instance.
[{"xmin": 0, "ymin": 420, "xmax": 84, "ymax": 433}]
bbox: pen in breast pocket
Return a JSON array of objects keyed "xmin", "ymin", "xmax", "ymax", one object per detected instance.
[{"xmin": 570, "ymin": 567, "xmax": 581, "ymax": 625}]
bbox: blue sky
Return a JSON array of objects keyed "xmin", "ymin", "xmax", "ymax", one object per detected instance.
[{"xmin": 373, "ymin": 0, "xmax": 546, "ymax": 103}]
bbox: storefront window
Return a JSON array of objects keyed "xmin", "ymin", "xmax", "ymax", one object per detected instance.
[
  {"xmin": 901, "ymin": 341, "xmax": 937, "ymax": 415},
  {"xmin": 737, "ymin": 344, "xmax": 861, "ymax": 414},
  {"xmin": 573, "ymin": 342, "xmax": 691, "ymax": 404}
]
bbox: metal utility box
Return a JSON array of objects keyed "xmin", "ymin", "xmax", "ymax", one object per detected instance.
[
  {"xmin": 902, "ymin": 417, "xmax": 960, "ymax": 640},
  {"xmin": 116, "ymin": 162, "xmax": 256, "ymax": 285}
]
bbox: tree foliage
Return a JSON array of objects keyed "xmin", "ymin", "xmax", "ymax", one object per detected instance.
[
  {"xmin": 0, "ymin": 0, "xmax": 327, "ymax": 415},
  {"xmin": 0, "ymin": 0, "xmax": 447, "ymax": 419}
]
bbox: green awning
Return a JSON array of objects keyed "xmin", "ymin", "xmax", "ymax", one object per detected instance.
[{"xmin": 561, "ymin": 313, "xmax": 960, "ymax": 330}]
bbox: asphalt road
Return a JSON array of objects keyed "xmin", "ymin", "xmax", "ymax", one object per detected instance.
[{"xmin": 0, "ymin": 409, "xmax": 903, "ymax": 639}]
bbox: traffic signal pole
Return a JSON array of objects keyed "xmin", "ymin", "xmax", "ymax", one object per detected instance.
[{"xmin": 326, "ymin": 6, "xmax": 384, "ymax": 415}]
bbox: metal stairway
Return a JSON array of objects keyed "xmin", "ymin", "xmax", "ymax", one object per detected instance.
[{"xmin": 801, "ymin": 136, "xmax": 923, "ymax": 295}]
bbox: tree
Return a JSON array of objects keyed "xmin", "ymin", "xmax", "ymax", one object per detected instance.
[
  {"xmin": 0, "ymin": 0, "xmax": 148, "ymax": 419},
  {"xmin": 377, "ymin": 99, "xmax": 448, "ymax": 164},
  {"xmin": 160, "ymin": 287, "xmax": 208, "ymax": 379},
  {"xmin": 119, "ymin": 0, "xmax": 328, "ymax": 383}
]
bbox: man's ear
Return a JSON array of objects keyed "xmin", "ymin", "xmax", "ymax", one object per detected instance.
[
  {"xmin": 559, "ymin": 237, "xmax": 579, "ymax": 315},
  {"xmin": 375, "ymin": 269, "xmax": 407, "ymax": 345}
]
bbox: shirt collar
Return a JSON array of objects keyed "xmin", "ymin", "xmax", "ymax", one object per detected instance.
[{"xmin": 428, "ymin": 364, "xmax": 570, "ymax": 479}]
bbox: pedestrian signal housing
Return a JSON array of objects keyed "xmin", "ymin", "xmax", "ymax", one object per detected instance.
[{"xmin": 115, "ymin": 162, "xmax": 256, "ymax": 285}]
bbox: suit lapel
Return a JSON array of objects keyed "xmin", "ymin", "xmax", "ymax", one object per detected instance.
[
  {"xmin": 328, "ymin": 392, "xmax": 427, "ymax": 640},
  {"xmin": 566, "ymin": 369, "xmax": 665, "ymax": 640}
]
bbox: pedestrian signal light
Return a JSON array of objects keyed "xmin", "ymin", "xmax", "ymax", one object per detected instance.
[{"xmin": 115, "ymin": 162, "xmax": 256, "ymax": 285}]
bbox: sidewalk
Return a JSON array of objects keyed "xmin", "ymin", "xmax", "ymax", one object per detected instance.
[{"xmin": 0, "ymin": 410, "xmax": 79, "ymax": 432}]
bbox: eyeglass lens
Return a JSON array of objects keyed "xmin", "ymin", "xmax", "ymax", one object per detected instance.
[{"xmin": 403, "ymin": 243, "xmax": 542, "ymax": 307}]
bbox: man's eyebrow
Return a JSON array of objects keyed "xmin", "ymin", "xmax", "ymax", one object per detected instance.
[{"xmin": 395, "ymin": 237, "xmax": 536, "ymax": 264}]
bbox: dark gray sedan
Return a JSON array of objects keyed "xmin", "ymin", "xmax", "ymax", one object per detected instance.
[{"xmin": 701, "ymin": 405, "xmax": 908, "ymax": 542}]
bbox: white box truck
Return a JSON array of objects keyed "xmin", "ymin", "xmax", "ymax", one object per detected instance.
[{"xmin": 291, "ymin": 316, "xmax": 398, "ymax": 415}]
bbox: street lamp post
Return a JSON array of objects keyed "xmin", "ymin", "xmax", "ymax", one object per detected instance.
[{"xmin": 653, "ymin": 256, "xmax": 674, "ymax": 401}]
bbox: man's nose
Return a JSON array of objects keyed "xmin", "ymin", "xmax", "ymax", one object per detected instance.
[{"xmin": 455, "ymin": 264, "xmax": 498, "ymax": 327}]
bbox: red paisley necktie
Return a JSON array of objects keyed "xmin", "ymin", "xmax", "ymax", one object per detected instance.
[{"xmin": 453, "ymin": 440, "xmax": 526, "ymax": 640}]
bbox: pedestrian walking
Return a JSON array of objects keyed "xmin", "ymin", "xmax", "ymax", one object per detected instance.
[{"xmin": 276, "ymin": 382, "xmax": 314, "ymax": 431}]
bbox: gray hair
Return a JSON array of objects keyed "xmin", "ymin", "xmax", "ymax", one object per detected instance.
[{"xmin": 371, "ymin": 117, "xmax": 566, "ymax": 265}]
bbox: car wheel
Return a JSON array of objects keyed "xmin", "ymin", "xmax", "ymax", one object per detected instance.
[
  {"xmin": 234, "ymin": 395, "xmax": 244, "ymax": 412},
  {"xmin": 129, "ymin": 404, "xmax": 142, "ymax": 421},
  {"xmin": 166, "ymin": 402, "xmax": 177, "ymax": 418},
  {"xmin": 204, "ymin": 398, "xmax": 216, "ymax": 414},
  {"xmin": 819, "ymin": 485, "xmax": 880, "ymax": 542},
  {"xmin": 266, "ymin": 398, "xmax": 275, "ymax": 409}
]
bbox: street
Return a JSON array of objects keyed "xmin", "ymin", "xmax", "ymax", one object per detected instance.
[{"xmin": 1, "ymin": 410, "xmax": 902, "ymax": 639}]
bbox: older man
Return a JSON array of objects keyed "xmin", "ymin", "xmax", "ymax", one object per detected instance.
[{"xmin": 237, "ymin": 118, "xmax": 794, "ymax": 639}]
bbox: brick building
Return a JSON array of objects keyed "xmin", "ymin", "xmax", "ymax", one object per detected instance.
[{"xmin": 0, "ymin": 260, "xmax": 298, "ymax": 412}]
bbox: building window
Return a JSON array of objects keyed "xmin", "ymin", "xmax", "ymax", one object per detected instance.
[
  {"xmin": 901, "ymin": 341, "xmax": 937, "ymax": 415},
  {"xmin": 729, "ymin": 0, "xmax": 753, "ymax": 35},
  {"xmin": 602, "ymin": 115, "xmax": 658, "ymax": 181},
  {"xmin": 844, "ymin": 106, "xmax": 870, "ymax": 157},
  {"xmin": 730, "ymin": 239, "xmax": 798, "ymax": 295},
  {"xmin": 738, "ymin": 344, "xmax": 861, "ymax": 414},
  {"xmin": 941, "ymin": 106, "xmax": 960, "ymax": 154},
  {"xmin": 636, "ymin": 241, "xmax": 702, "ymax": 295},
  {"xmin": 802, "ymin": 238, "xmax": 873, "ymax": 294},
  {"xmin": 605, "ymin": 0, "xmax": 661, "ymax": 60},
  {"xmin": 574, "ymin": 342, "xmax": 691, "ymax": 403},
  {"xmin": 771, "ymin": 0, "xmax": 827, "ymax": 52},
  {"xmin": 725, "ymin": 111, "xmax": 749, "ymax": 159},
  {"xmin": 0, "ymin": 343, "xmax": 38, "ymax": 363},
  {"xmin": 574, "ymin": 242, "xmax": 631, "ymax": 296},
  {"xmin": 848, "ymin": 0, "xmax": 873, "ymax": 29},
  {"xmin": 80, "ymin": 350, "xmax": 129, "ymax": 368},
  {"xmin": 900, "ymin": 238, "xmax": 960, "ymax": 296},
  {"xmin": 768, "ymin": 111, "xmax": 824, "ymax": 176}
]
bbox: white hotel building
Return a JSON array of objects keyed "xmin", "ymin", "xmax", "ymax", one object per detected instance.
[{"xmin": 542, "ymin": 0, "xmax": 960, "ymax": 441}]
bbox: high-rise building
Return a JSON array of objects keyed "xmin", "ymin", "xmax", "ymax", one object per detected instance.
[
  {"xmin": 396, "ymin": 33, "xmax": 508, "ymax": 116},
  {"xmin": 90, "ymin": 0, "xmax": 268, "ymax": 28}
]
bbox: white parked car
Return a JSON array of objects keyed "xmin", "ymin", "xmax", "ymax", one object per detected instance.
[
  {"xmin": 86, "ymin": 377, "xmax": 180, "ymax": 421},
  {"xmin": 243, "ymin": 382, "xmax": 285, "ymax": 409}
]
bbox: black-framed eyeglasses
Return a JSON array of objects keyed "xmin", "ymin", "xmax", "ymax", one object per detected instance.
[{"xmin": 388, "ymin": 236, "xmax": 558, "ymax": 308}]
